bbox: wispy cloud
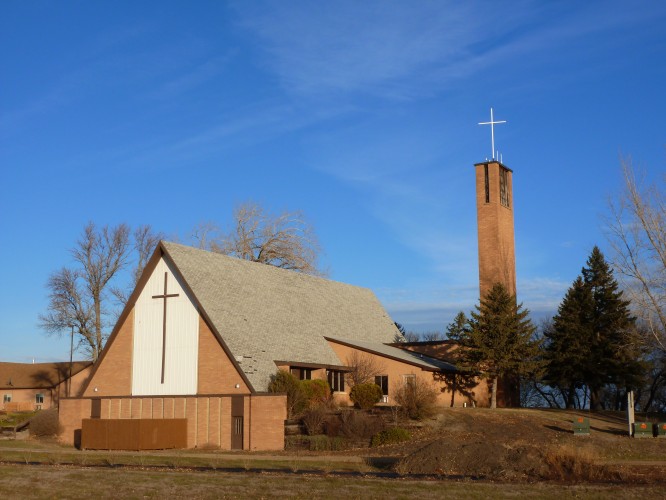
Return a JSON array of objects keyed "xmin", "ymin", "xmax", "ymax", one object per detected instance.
[
  {"xmin": 382, "ymin": 275, "xmax": 568, "ymax": 332},
  {"xmin": 234, "ymin": 1, "xmax": 664, "ymax": 101},
  {"xmin": 234, "ymin": 1, "xmax": 508, "ymax": 99},
  {"xmin": 149, "ymin": 54, "xmax": 235, "ymax": 100}
]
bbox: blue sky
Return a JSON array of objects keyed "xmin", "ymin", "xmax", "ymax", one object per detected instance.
[{"xmin": 1, "ymin": 1, "xmax": 665, "ymax": 362}]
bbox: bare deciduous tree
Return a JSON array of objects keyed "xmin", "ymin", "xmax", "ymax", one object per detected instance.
[
  {"xmin": 346, "ymin": 351, "xmax": 386, "ymax": 387},
  {"xmin": 190, "ymin": 221, "xmax": 219, "ymax": 250},
  {"xmin": 40, "ymin": 222, "xmax": 162, "ymax": 361},
  {"xmin": 111, "ymin": 225, "xmax": 164, "ymax": 305},
  {"xmin": 606, "ymin": 157, "xmax": 666, "ymax": 351},
  {"xmin": 209, "ymin": 202, "xmax": 323, "ymax": 276}
]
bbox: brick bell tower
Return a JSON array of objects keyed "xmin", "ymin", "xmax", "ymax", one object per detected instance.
[{"xmin": 476, "ymin": 108, "xmax": 516, "ymax": 301}]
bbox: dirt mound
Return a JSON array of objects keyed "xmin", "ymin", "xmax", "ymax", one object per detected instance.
[
  {"xmin": 392, "ymin": 408, "xmax": 666, "ymax": 483},
  {"xmin": 397, "ymin": 438, "xmax": 546, "ymax": 480},
  {"xmin": 395, "ymin": 410, "xmax": 563, "ymax": 480}
]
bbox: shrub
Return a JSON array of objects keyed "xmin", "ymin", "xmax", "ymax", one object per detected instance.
[
  {"xmin": 393, "ymin": 377, "xmax": 438, "ymax": 420},
  {"xmin": 301, "ymin": 407, "xmax": 327, "ymax": 435},
  {"xmin": 349, "ymin": 383, "xmax": 383, "ymax": 410},
  {"xmin": 300, "ymin": 379, "xmax": 331, "ymax": 409},
  {"xmin": 29, "ymin": 409, "xmax": 62, "ymax": 437},
  {"xmin": 268, "ymin": 370, "xmax": 305, "ymax": 417},
  {"xmin": 371, "ymin": 427, "xmax": 411, "ymax": 447},
  {"xmin": 324, "ymin": 415, "xmax": 341, "ymax": 437},
  {"xmin": 339, "ymin": 410, "xmax": 384, "ymax": 440}
]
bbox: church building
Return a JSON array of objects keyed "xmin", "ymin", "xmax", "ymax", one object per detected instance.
[
  {"xmin": 57, "ymin": 129, "xmax": 520, "ymax": 449},
  {"xmin": 59, "ymin": 241, "xmax": 467, "ymax": 451}
]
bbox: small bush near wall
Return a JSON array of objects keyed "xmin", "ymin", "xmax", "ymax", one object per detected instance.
[
  {"xmin": 29, "ymin": 409, "xmax": 62, "ymax": 437},
  {"xmin": 393, "ymin": 378, "xmax": 438, "ymax": 420},
  {"xmin": 339, "ymin": 410, "xmax": 384, "ymax": 440},
  {"xmin": 349, "ymin": 383, "xmax": 382, "ymax": 410},
  {"xmin": 371, "ymin": 427, "xmax": 411, "ymax": 447},
  {"xmin": 268, "ymin": 371, "xmax": 305, "ymax": 417},
  {"xmin": 300, "ymin": 379, "xmax": 331, "ymax": 409},
  {"xmin": 324, "ymin": 415, "xmax": 341, "ymax": 437},
  {"xmin": 302, "ymin": 407, "xmax": 327, "ymax": 435}
]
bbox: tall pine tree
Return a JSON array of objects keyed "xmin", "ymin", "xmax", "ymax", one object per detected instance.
[
  {"xmin": 545, "ymin": 246, "xmax": 645, "ymax": 409},
  {"xmin": 583, "ymin": 246, "xmax": 644, "ymax": 409},
  {"xmin": 460, "ymin": 283, "xmax": 541, "ymax": 408},
  {"xmin": 544, "ymin": 277, "xmax": 594, "ymax": 408}
]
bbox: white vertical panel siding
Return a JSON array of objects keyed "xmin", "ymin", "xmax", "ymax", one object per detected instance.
[{"xmin": 132, "ymin": 257, "xmax": 199, "ymax": 396}]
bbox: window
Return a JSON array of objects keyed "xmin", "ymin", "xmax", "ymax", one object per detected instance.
[
  {"xmin": 3, "ymin": 394, "xmax": 11, "ymax": 403},
  {"xmin": 290, "ymin": 367, "xmax": 312, "ymax": 380},
  {"xmin": 403, "ymin": 374, "xmax": 416, "ymax": 389},
  {"xmin": 484, "ymin": 165, "xmax": 490, "ymax": 203},
  {"xmin": 327, "ymin": 370, "xmax": 345, "ymax": 392},
  {"xmin": 374, "ymin": 375, "xmax": 389, "ymax": 396},
  {"xmin": 499, "ymin": 167, "xmax": 510, "ymax": 208},
  {"xmin": 35, "ymin": 394, "xmax": 44, "ymax": 404}
]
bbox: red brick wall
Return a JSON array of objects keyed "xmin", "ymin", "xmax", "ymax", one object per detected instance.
[
  {"xmin": 475, "ymin": 161, "xmax": 516, "ymax": 299},
  {"xmin": 197, "ymin": 316, "xmax": 250, "ymax": 394},
  {"xmin": 59, "ymin": 398, "xmax": 92, "ymax": 446},
  {"xmin": 327, "ymin": 341, "xmax": 466, "ymax": 406},
  {"xmin": 82, "ymin": 310, "xmax": 134, "ymax": 397},
  {"xmin": 60, "ymin": 394, "xmax": 287, "ymax": 450},
  {"xmin": 249, "ymin": 395, "xmax": 286, "ymax": 451}
]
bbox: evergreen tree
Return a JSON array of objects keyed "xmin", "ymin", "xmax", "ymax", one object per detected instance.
[
  {"xmin": 460, "ymin": 283, "xmax": 541, "ymax": 409},
  {"xmin": 544, "ymin": 277, "xmax": 594, "ymax": 408},
  {"xmin": 544, "ymin": 246, "xmax": 645, "ymax": 410},
  {"xmin": 445, "ymin": 311, "xmax": 468, "ymax": 341},
  {"xmin": 582, "ymin": 246, "xmax": 644, "ymax": 409}
]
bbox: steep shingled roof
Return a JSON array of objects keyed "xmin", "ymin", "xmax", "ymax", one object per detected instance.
[
  {"xmin": 161, "ymin": 242, "xmax": 400, "ymax": 391},
  {"xmin": 0, "ymin": 361, "xmax": 92, "ymax": 390}
]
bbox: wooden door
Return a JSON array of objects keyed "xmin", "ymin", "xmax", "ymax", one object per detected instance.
[{"xmin": 231, "ymin": 396, "xmax": 244, "ymax": 450}]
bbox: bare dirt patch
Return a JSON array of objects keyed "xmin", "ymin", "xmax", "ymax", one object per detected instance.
[{"xmin": 392, "ymin": 408, "xmax": 666, "ymax": 482}]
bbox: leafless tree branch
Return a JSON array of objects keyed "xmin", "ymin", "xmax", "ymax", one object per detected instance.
[
  {"xmin": 209, "ymin": 202, "xmax": 324, "ymax": 276},
  {"xmin": 605, "ymin": 156, "xmax": 666, "ymax": 352}
]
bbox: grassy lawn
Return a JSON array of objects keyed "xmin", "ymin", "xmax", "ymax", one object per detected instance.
[
  {"xmin": 1, "ymin": 464, "xmax": 665, "ymax": 499},
  {"xmin": 0, "ymin": 411, "xmax": 36, "ymax": 428},
  {"xmin": 2, "ymin": 407, "xmax": 664, "ymax": 489},
  {"xmin": 0, "ymin": 443, "xmax": 369, "ymax": 473}
]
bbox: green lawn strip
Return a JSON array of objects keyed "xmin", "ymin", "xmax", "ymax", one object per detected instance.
[
  {"xmin": 0, "ymin": 411, "xmax": 37, "ymax": 427},
  {"xmin": 1, "ymin": 464, "xmax": 665, "ymax": 499}
]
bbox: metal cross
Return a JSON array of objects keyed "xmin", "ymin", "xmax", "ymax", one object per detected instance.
[
  {"xmin": 478, "ymin": 107, "xmax": 506, "ymax": 160},
  {"xmin": 152, "ymin": 272, "xmax": 180, "ymax": 384}
]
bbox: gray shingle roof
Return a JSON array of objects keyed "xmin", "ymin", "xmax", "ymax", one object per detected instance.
[
  {"xmin": 162, "ymin": 242, "xmax": 400, "ymax": 391},
  {"xmin": 326, "ymin": 337, "xmax": 457, "ymax": 372}
]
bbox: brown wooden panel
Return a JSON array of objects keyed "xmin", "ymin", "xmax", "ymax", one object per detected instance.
[
  {"xmin": 109, "ymin": 419, "xmax": 140, "ymax": 450},
  {"xmin": 81, "ymin": 419, "xmax": 187, "ymax": 450},
  {"xmin": 138, "ymin": 419, "xmax": 187, "ymax": 449},
  {"xmin": 81, "ymin": 419, "xmax": 108, "ymax": 449}
]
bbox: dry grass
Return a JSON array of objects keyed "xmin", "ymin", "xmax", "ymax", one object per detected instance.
[
  {"xmin": 1, "ymin": 464, "xmax": 665, "ymax": 499},
  {"xmin": 543, "ymin": 444, "xmax": 610, "ymax": 481}
]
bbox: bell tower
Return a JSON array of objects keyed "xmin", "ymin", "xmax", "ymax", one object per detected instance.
[
  {"xmin": 476, "ymin": 108, "xmax": 516, "ymax": 300},
  {"xmin": 474, "ymin": 160, "xmax": 516, "ymax": 299}
]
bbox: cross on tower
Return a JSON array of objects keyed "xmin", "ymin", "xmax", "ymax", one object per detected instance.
[
  {"xmin": 152, "ymin": 272, "xmax": 180, "ymax": 384},
  {"xmin": 478, "ymin": 107, "xmax": 506, "ymax": 160}
]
